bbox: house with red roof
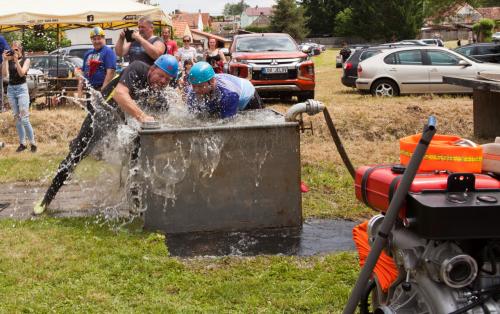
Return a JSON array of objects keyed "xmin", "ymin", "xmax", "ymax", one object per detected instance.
[
  {"xmin": 172, "ymin": 10, "xmax": 212, "ymax": 32},
  {"xmin": 422, "ymin": 2, "xmax": 500, "ymax": 41},
  {"xmin": 240, "ymin": 6, "xmax": 273, "ymax": 28}
]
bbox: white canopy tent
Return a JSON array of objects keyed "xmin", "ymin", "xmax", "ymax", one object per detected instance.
[{"xmin": 0, "ymin": 0, "xmax": 171, "ymax": 32}]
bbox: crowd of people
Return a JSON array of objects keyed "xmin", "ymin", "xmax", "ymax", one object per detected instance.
[
  {"xmin": 22, "ymin": 15, "xmax": 264, "ymax": 214},
  {"xmin": 0, "ymin": 16, "xmax": 261, "ymax": 151}
]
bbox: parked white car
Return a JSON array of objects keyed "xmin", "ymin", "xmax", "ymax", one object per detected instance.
[
  {"xmin": 493, "ymin": 32, "xmax": 500, "ymax": 41},
  {"xmin": 356, "ymin": 46, "xmax": 500, "ymax": 96}
]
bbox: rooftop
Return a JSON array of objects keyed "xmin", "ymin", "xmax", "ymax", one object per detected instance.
[{"xmin": 243, "ymin": 6, "xmax": 273, "ymax": 17}]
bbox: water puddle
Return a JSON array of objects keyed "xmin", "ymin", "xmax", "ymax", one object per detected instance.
[{"xmin": 165, "ymin": 219, "xmax": 357, "ymax": 257}]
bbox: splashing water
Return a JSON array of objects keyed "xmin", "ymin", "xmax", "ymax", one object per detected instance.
[{"xmin": 16, "ymin": 71, "xmax": 289, "ymax": 231}]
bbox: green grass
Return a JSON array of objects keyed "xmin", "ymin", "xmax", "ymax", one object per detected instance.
[
  {"xmin": 302, "ymin": 163, "xmax": 372, "ymax": 220},
  {"xmin": 0, "ymin": 156, "xmax": 63, "ymax": 182},
  {"xmin": 0, "ymin": 156, "xmax": 118, "ymax": 183},
  {"xmin": 312, "ymin": 48, "xmax": 339, "ymax": 69},
  {"xmin": 0, "ymin": 218, "xmax": 359, "ymax": 313}
]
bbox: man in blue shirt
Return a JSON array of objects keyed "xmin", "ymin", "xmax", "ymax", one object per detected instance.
[
  {"xmin": 186, "ymin": 62, "xmax": 263, "ymax": 118},
  {"xmin": 78, "ymin": 27, "xmax": 116, "ymax": 96},
  {"xmin": 0, "ymin": 34, "xmax": 10, "ymax": 112}
]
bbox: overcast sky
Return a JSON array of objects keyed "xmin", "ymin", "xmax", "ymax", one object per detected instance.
[{"xmin": 157, "ymin": 0, "xmax": 276, "ymax": 16}]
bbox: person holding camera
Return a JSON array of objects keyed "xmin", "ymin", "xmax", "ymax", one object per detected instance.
[
  {"xmin": 2, "ymin": 41, "xmax": 36, "ymax": 153},
  {"xmin": 115, "ymin": 16, "xmax": 165, "ymax": 66},
  {"xmin": 0, "ymin": 34, "xmax": 10, "ymax": 112}
]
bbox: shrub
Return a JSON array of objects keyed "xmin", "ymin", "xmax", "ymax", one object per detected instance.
[
  {"xmin": 244, "ymin": 25, "xmax": 271, "ymax": 33},
  {"xmin": 472, "ymin": 18, "xmax": 495, "ymax": 42}
]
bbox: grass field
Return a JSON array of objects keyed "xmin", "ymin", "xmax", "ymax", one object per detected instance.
[
  {"xmin": 0, "ymin": 50, "xmax": 475, "ymax": 220},
  {"xmin": 0, "ymin": 218, "xmax": 359, "ymax": 312},
  {"xmin": 0, "ymin": 50, "xmax": 476, "ymax": 312}
]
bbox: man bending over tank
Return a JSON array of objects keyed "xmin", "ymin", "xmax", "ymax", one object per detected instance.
[
  {"xmin": 35, "ymin": 55, "xmax": 179, "ymax": 214},
  {"xmin": 186, "ymin": 61, "xmax": 263, "ymax": 118}
]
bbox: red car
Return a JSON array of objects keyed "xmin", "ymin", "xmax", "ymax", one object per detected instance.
[{"xmin": 227, "ymin": 33, "xmax": 315, "ymax": 101}]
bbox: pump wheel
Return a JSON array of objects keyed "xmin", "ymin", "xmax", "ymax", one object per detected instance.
[{"xmin": 370, "ymin": 79, "xmax": 399, "ymax": 97}]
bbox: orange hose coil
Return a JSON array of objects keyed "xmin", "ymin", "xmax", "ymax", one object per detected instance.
[
  {"xmin": 352, "ymin": 221, "xmax": 399, "ymax": 292},
  {"xmin": 400, "ymin": 134, "xmax": 483, "ymax": 173}
]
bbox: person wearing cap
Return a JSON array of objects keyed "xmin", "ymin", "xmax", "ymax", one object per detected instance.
[
  {"xmin": 186, "ymin": 61, "xmax": 263, "ymax": 119},
  {"xmin": 78, "ymin": 27, "xmax": 116, "ymax": 97},
  {"xmin": 35, "ymin": 56, "xmax": 179, "ymax": 215}
]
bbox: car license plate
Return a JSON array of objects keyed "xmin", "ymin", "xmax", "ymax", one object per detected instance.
[{"xmin": 262, "ymin": 67, "xmax": 288, "ymax": 74}]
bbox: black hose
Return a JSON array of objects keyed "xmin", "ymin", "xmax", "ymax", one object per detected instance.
[
  {"xmin": 449, "ymin": 284, "xmax": 500, "ymax": 314},
  {"xmin": 449, "ymin": 294, "xmax": 489, "ymax": 314},
  {"xmin": 0, "ymin": 202, "xmax": 9, "ymax": 212},
  {"xmin": 322, "ymin": 108, "xmax": 355, "ymax": 179}
]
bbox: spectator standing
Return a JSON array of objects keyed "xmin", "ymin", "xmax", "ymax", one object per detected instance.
[
  {"xmin": 177, "ymin": 35, "xmax": 197, "ymax": 68},
  {"xmin": 2, "ymin": 41, "xmax": 36, "ymax": 152},
  {"xmin": 116, "ymin": 16, "xmax": 165, "ymax": 65},
  {"xmin": 339, "ymin": 42, "xmax": 352, "ymax": 63},
  {"xmin": 78, "ymin": 27, "xmax": 116, "ymax": 96},
  {"xmin": 0, "ymin": 34, "xmax": 10, "ymax": 112},
  {"xmin": 162, "ymin": 27, "xmax": 178, "ymax": 56},
  {"xmin": 204, "ymin": 37, "xmax": 226, "ymax": 74}
]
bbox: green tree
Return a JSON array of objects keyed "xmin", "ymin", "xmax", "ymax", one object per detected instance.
[
  {"xmin": 301, "ymin": 0, "xmax": 348, "ymax": 36},
  {"xmin": 20, "ymin": 28, "xmax": 71, "ymax": 52},
  {"xmin": 270, "ymin": 0, "xmax": 309, "ymax": 40},
  {"xmin": 335, "ymin": 0, "xmax": 424, "ymax": 41},
  {"xmin": 334, "ymin": 8, "xmax": 354, "ymax": 36},
  {"xmin": 473, "ymin": 18, "xmax": 495, "ymax": 42},
  {"xmin": 0, "ymin": 29, "xmax": 70, "ymax": 52},
  {"xmin": 478, "ymin": 0, "xmax": 500, "ymax": 6},
  {"xmin": 223, "ymin": 0, "xmax": 250, "ymax": 17}
]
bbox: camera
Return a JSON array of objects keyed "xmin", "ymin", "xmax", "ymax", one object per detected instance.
[
  {"xmin": 6, "ymin": 50, "xmax": 14, "ymax": 56},
  {"xmin": 124, "ymin": 29, "xmax": 135, "ymax": 43}
]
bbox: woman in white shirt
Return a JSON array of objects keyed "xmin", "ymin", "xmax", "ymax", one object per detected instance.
[{"xmin": 176, "ymin": 35, "xmax": 197, "ymax": 69}]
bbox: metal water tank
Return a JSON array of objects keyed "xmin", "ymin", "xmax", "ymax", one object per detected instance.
[{"xmin": 138, "ymin": 110, "xmax": 302, "ymax": 234}]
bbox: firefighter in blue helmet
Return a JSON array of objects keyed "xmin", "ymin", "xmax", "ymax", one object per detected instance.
[
  {"xmin": 35, "ymin": 55, "xmax": 179, "ymax": 214},
  {"xmin": 186, "ymin": 61, "xmax": 263, "ymax": 118}
]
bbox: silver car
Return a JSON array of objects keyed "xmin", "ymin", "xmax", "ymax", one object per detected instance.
[
  {"xmin": 356, "ymin": 46, "xmax": 500, "ymax": 96},
  {"xmin": 3, "ymin": 68, "xmax": 48, "ymax": 103}
]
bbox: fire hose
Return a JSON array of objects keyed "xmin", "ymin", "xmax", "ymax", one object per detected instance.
[{"xmin": 285, "ymin": 100, "xmax": 355, "ymax": 179}]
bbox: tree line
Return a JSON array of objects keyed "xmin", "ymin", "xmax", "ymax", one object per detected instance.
[{"xmin": 225, "ymin": 0, "xmax": 499, "ymax": 41}]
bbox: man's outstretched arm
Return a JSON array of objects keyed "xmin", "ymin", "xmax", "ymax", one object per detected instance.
[{"xmin": 112, "ymin": 82, "xmax": 154, "ymax": 123}]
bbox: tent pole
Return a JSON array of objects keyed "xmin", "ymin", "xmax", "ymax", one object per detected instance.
[{"xmin": 56, "ymin": 24, "xmax": 60, "ymax": 79}]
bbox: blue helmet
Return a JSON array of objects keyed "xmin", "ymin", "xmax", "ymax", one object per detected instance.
[
  {"xmin": 154, "ymin": 55, "xmax": 179, "ymax": 77},
  {"xmin": 188, "ymin": 61, "xmax": 215, "ymax": 85}
]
